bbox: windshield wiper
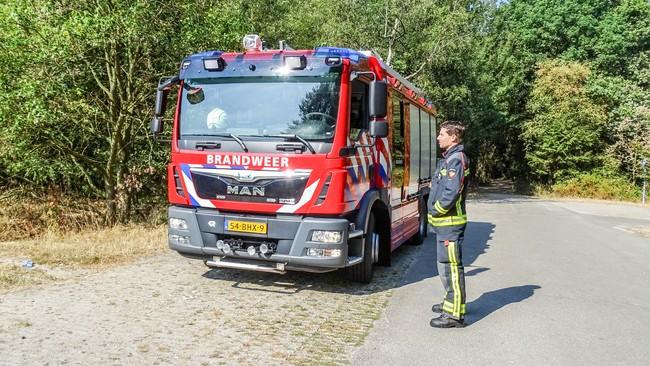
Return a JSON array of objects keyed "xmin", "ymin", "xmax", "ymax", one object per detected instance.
[
  {"xmin": 262, "ymin": 134, "xmax": 316, "ymax": 154},
  {"xmin": 184, "ymin": 133, "xmax": 248, "ymax": 152}
]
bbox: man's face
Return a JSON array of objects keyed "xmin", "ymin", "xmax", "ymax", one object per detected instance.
[{"xmin": 437, "ymin": 128, "xmax": 457, "ymax": 150}]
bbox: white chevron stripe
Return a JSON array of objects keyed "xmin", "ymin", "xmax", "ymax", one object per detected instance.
[
  {"xmin": 276, "ymin": 179, "xmax": 320, "ymax": 213},
  {"xmin": 181, "ymin": 169, "xmax": 215, "ymax": 208}
]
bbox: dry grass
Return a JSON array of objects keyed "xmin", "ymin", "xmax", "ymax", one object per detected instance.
[
  {"xmin": 0, "ymin": 188, "xmax": 107, "ymax": 241},
  {"xmin": 629, "ymin": 226, "xmax": 650, "ymax": 238},
  {"xmin": 0, "ymin": 187, "xmax": 167, "ymax": 241},
  {"xmin": 542, "ymin": 174, "xmax": 642, "ymax": 202},
  {"xmin": 0, "ymin": 225, "xmax": 167, "ymax": 268},
  {"xmin": 0, "ymin": 225, "xmax": 167, "ymax": 290},
  {"xmin": 0, "ymin": 264, "xmax": 57, "ymax": 289}
]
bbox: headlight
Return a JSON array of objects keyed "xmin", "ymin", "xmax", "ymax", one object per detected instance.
[
  {"xmin": 169, "ymin": 218, "xmax": 188, "ymax": 230},
  {"xmin": 169, "ymin": 234, "xmax": 190, "ymax": 245},
  {"xmin": 307, "ymin": 248, "xmax": 342, "ymax": 257},
  {"xmin": 310, "ymin": 230, "xmax": 342, "ymax": 243}
]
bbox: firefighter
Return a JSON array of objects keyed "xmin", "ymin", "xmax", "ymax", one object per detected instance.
[{"xmin": 428, "ymin": 120, "xmax": 469, "ymax": 328}]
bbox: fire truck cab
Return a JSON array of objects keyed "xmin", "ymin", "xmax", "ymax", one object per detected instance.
[{"xmin": 151, "ymin": 35, "xmax": 436, "ymax": 283}]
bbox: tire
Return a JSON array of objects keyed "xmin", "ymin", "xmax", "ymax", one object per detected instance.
[
  {"xmin": 408, "ymin": 199, "xmax": 427, "ymax": 246},
  {"xmin": 347, "ymin": 213, "xmax": 376, "ymax": 283}
]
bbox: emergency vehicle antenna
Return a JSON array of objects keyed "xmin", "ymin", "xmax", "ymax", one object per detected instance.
[{"xmin": 279, "ymin": 40, "xmax": 294, "ymax": 51}]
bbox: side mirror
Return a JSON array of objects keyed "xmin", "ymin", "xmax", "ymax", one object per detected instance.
[
  {"xmin": 369, "ymin": 120, "xmax": 388, "ymax": 137},
  {"xmin": 369, "ymin": 80, "xmax": 387, "ymax": 118},
  {"xmin": 154, "ymin": 88, "xmax": 169, "ymax": 116},
  {"xmin": 150, "ymin": 75, "xmax": 180, "ymax": 137},
  {"xmin": 186, "ymin": 87, "xmax": 205, "ymax": 105},
  {"xmin": 150, "ymin": 116, "xmax": 163, "ymax": 135}
]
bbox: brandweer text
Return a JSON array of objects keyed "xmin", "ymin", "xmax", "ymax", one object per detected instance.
[{"xmin": 207, "ymin": 155, "xmax": 289, "ymax": 168}]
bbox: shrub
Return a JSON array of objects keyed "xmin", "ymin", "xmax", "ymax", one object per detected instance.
[{"xmin": 551, "ymin": 172, "xmax": 641, "ymax": 202}]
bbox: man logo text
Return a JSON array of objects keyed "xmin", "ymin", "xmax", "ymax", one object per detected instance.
[{"xmin": 226, "ymin": 185, "xmax": 265, "ymax": 196}]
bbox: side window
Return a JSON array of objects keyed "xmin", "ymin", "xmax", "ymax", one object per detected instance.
[
  {"xmin": 420, "ymin": 110, "xmax": 432, "ymax": 178},
  {"xmin": 409, "ymin": 105, "xmax": 421, "ymax": 191},
  {"xmin": 349, "ymin": 79, "xmax": 368, "ymax": 141},
  {"xmin": 430, "ymin": 114, "xmax": 437, "ymax": 173},
  {"xmin": 391, "ymin": 95, "xmax": 405, "ymax": 195}
]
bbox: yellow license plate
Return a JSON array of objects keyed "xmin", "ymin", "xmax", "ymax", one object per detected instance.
[{"xmin": 225, "ymin": 220, "xmax": 267, "ymax": 234}]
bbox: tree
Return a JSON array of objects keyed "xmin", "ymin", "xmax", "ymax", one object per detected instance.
[
  {"xmin": 0, "ymin": 0, "xmax": 183, "ymax": 222},
  {"xmin": 522, "ymin": 61, "xmax": 606, "ymax": 183}
]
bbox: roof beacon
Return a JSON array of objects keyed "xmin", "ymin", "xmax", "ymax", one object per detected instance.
[{"xmin": 243, "ymin": 34, "xmax": 263, "ymax": 51}]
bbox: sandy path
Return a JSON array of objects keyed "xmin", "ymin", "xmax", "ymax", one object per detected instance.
[{"xmin": 0, "ymin": 245, "xmax": 418, "ymax": 365}]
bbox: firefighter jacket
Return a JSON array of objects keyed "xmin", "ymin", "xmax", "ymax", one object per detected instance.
[{"xmin": 427, "ymin": 144, "xmax": 469, "ymax": 228}]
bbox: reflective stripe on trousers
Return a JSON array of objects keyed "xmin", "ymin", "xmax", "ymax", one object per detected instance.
[{"xmin": 436, "ymin": 235, "xmax": 466, "ymax": 319}]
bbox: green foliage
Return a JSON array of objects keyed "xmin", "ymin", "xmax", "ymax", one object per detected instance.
[
  {"xmin": 1, "ymin": 0, "xmax": 648, "ymax": 231},
  {"xmin": 588, "ymin": 74, "xmax": 650, "ymax": 183},
  {"xmin": 551, "ymin": 172, "xmax": 641, "ymax": 202},
  {"xmin": 522, "ymin": 60, "xmax": 607, "ymax": 183},
  {"xmin": 481, "ymin": 0, "xmax": 649, "ymax": 191},
  {"xmin": 0, "ymin": 0, "xmax": 180, "ymax": 221},
  {"xmin": 593, "ymin": 0, "xmax": 650, "ymax": 79}
]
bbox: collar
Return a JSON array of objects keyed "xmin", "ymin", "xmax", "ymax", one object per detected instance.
[{"xmin": 442, "ymin": 144, "xmax": 464, "ymax": 158}]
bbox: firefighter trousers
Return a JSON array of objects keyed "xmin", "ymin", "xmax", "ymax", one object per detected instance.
[{"xmin": 435, "ymin": 225, "xmax": 466, "ymax": 320}]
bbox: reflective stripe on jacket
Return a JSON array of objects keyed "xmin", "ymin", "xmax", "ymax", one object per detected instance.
[{"xmin": 427, "ymin": 144, "xmax": 469, "ymax": 228}]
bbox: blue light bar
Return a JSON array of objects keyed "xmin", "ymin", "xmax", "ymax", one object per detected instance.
[
  {"xmin": 192, "ymin": 50, "xmax": 223, "ymax": 58},
  {"xmin": 314, "ymin": 47, "xmax": 368, "ymax": 64}
]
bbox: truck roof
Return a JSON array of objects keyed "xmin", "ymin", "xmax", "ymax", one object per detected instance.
[{"xmin": 179, "ymin": 46, "xmax": 432, "ymax": 109}]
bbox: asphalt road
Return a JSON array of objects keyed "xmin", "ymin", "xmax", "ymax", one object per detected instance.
[{"xmin": 351, "ymin": 194, "xmax": 650, "ymax": 366}]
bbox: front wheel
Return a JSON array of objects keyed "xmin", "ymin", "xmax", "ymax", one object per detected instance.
[{"xmin": 347, "ymin": 214, "xmax": 376, "ymax": 283}]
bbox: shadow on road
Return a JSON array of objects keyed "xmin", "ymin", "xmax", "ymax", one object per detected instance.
[
  {"xmin": 463, "ymin": 221, "xmax": 495, "ymax": 267},
  {"xmin": 200, "ymin": 241, "xmax": 423, "ymax": 296},
  {"xmin": 465, "ymin": 267, "xmax": 490, "ymax": 277},
  {"xmin": 399, "ymin": 220, "xmax": 495, "ymax": 287},
  {"xmin": 467, "ymin": 285, "xmax": 541, "ymax": 325},
  {"xmin": 199, "ymin": 221, "xmax": 496, "ymax": 295}
]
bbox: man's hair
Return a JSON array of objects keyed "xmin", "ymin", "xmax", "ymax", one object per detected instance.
[{"xmin": 440, "ymin": 120, "xmax": 466, "ymax": 143}]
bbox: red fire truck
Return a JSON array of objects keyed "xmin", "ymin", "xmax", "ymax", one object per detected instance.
[{"xmin": 151, "ymin": 35, "xmax": 436, "ymax": 283}]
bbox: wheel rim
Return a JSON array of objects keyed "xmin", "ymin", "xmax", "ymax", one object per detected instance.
[{"xmin": 371, "ymin": 232, "xmax": 380, "ymax": 264}]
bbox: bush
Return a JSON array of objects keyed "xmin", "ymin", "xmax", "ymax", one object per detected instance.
[
  {"xmin": 522, "ymin": 60, "xmax": 607, "ymax": 184},
  {"xmin": 551, "ymin": 173, "xmax": 641, "ymax": 202},
  {"xmin": 0, "ymin": 187, "xmax": 166, "ymax": 241}
]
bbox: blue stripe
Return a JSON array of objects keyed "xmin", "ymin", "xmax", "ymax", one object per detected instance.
[
  {"xmin": 180, "ymin": 164, "xmax": 200, "ymax": 207},
  {"xmin": 180, "ymin": 164, "xmax": 192, "ymax": 179},
  {"xmin": 378, "ymin": 163, "xmax": 388, "ymax": 182},
  {"xmin": 358, "ymin": 166, "xmax": 366, "ymax": 182},
  {"xmin": 347, "ymin": 167, "xmax": 358, "ymax": 183},
  {"xmin": 188, "ymin": 194, "xmax": 200, "ymax": 207}
]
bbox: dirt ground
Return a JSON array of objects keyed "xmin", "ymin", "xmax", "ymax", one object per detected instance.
[{"xmin": 0, "ymin": 244, "xmax": 419, "ymax": 365}]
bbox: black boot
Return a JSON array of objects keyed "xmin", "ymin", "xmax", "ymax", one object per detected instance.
[
  {"xmin": 430, "ymin": 314, "xmax": 465, "ymax": 328},
  {"xmin": 431, "ymin": 303, "xmax": 442, "ymax": 313}
]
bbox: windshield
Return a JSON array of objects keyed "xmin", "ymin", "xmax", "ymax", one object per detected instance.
[{"xmin": 179, "ymin": 75, "xmax": 341, "ymax": 140}]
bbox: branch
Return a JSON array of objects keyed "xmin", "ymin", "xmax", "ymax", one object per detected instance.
[
  {"xmin": 405, "ymin": 59, "xmax": 429, "ymax": 80},
  {"xmin": 83, "ymin": 58, "xmax": 113, "ymax": 102},
  {"xmin": 50, "ymin": 134, "xmax": 104, "ymax": 169},
  {"xmin": 70, "ymin": 154, "xmax": 103, "ymax": 195}
]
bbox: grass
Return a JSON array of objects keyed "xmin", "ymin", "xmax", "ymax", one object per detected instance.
[
  {"xmin": 0, "ymin": 188, "xmax": 107, "ymax": 241},
  {"xmin": 0, "ymin": 187, "xmax": 167, "ymax": 242},
  {"xmin": 0, "ymin": 225, "xmax": 167, "ymax": 290},
  {"xmin": 0, "ymin": 264, "xmax": 57, "ymax": 289},
  {"xmin": 0, "ymin": 225, "xmax": 167, "ymax": 267},
  {"xmin": 545, "ymin": 173, "xmax": 642, "ymax": 202}
]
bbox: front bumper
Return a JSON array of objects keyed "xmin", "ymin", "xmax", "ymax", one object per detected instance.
[{"xmin": 167, "ymin": 206, "xmax": 359, "ymax": 272}]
